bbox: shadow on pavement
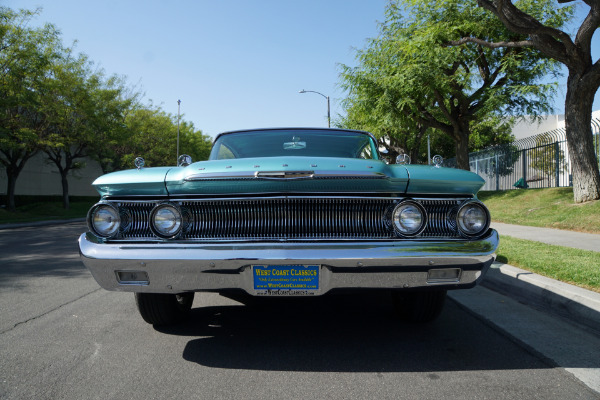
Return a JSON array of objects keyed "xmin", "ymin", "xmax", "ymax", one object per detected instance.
[{"xmin": 156, "ymin": 292, "xmax": 595, "ymax": 373}]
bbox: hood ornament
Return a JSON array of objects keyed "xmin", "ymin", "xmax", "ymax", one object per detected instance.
[
  {"xmin": 178, "ymin": 154, "xmax": 193, "ymax": 167},
  {"xmin": 396, "ymin": 154, "xmax": 410, "ymax": 165},
  {"xmin": 432, "ymin": 155, "xmax": 444, "ymax": 168},
  {"xmin": 134, "ymin": 157, "xmax": 145, "ymax": 170}
]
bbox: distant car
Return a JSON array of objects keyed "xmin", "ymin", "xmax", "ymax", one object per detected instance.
[{"xmin": 79, "ymin": 128, "xmax": 498, "ymax": 325}]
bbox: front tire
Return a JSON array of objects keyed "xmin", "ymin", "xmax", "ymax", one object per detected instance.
[
  {"xmin": 135, "ymin": 292, "xmax": 194, "ymax": 326},
  {"xmin": 392, "ymin": 290, "xmax": 446, "ymax": 323}
]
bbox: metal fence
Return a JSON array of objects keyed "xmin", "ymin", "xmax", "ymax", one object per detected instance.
[{"xmin": 445, "ymin": 118, "xmax": 600, "ymax": 191}]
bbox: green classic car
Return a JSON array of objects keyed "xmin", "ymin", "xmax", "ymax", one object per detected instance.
[{"xmin": 79, "ymin": 128, "xmax": 498, "ymax": 325}]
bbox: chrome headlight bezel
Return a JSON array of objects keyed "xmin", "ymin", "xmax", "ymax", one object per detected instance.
[
  {"xmin": 391, "ymin": 200, "xmax": 427, "ymax": 237},
  {"xmin": 87, "ymin": 202, "xmax": 121, "ymax": 239},
  {"xmin": 456, "ymin": 200, "xmax": 490, "ymax": 238},
  {"xmin": 149, "ymin": 202, "xmax": 184, "ymax": 239}
]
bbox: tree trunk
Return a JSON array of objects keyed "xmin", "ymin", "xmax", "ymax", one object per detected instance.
[
  {"xmin": 60, "ymin": 170, "xmax": 70, "ymax": 210},
  {"xmin": 454, "ymin": 130, "xmax": 471, "ymax": 171},
  {"xmin": 2, "ymin": 151, "xmax": 35, "ymax": 212},
  {"xmin": 6, "ymin": 171, "xmax": 18, "ymax": 212},
  {"xmin": 564, "ymin": 73, "xmax": 600, "ymax": 203}
]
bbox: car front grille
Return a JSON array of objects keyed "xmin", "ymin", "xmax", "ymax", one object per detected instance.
[{"xmin": 114, "ymin": 197, "xmax": 465, "ymax": 241}]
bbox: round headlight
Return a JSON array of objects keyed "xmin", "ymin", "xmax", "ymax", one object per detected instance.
[
  {"xmin": 150, "ymin": 203, "xmax": 182, "ymax": 238},
  {"xmin": 392, "ymin": 201, "xmax": 427, "ymax": 236},
  {"xmin": 457, "ymin": 201, "xmax": 490, "ymax": 237},
  {"xmin": 88, "ymin": 203, "xmax": 120, "ymax": 238}
]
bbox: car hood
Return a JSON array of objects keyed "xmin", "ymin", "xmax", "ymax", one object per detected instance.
[
  {"xmin": 92, "ymin": 158, "xmax": 485, "ymax": 197},
  {"xmin": 93, "ymin": 167, "xmax": 173, "ymax": 197},
  {"xmin": 403, "ymin": 165, "xmax": 485, "ymax": 195},
  {"xmin": 165, "ymin": 157, "xmax": 409, "ymax": 195}
]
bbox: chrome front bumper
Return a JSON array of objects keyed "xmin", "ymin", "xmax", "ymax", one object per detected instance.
[{"xmin": 78, "ymin": 229, "xmax": 498, "ymax": 295}]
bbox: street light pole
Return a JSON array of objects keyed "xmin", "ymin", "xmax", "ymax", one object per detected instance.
[
  {"xmin": 177, "ymin": 99, "xmax": 181, "ymax": 164},
  {"xmin": 299, "ymin": 89, "xmax": 330, "ymax": 128}
]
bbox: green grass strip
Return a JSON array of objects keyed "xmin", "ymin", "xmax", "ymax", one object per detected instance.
[
  {"xmin": 0, "ymin": 201, "xmax": 93, "ymax": 224},
  {"xmin": 497, "ymin": 235, "xmax": 600, "ymax": 292},
  {"xmin": 478, "ymin": 188, "xmax": 600, "ymax": 233}
]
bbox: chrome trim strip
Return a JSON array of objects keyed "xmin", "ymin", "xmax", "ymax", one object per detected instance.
[
  {"xmin": 312, "ymin": 171, "xmax": 387, "ymax": 179},
  {"xmin": 103, "ymin": 193, "xmax": 473, "ymax": 200},
  {"xmin": 183, "ymin": 170, "xmax": 389, "ymax": 181},
  {"xmin": 255, "ymin": 171, "xmax": 314, "ymax": 179},
  {"xmin": 184, "ymin": 171, "xmax": 257, "ymax": 180}
]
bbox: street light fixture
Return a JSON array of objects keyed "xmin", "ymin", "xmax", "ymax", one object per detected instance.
[{"xmin": 299, "ymin": 89, "xmax": 330, "ymax": 128}]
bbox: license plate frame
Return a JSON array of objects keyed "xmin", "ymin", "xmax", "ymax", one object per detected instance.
[{"xmin": 252, "ymin": 264, "xmax": 320, "ymax": 296}]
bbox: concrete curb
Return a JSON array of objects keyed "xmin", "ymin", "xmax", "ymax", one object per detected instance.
[
  {"xmin": 0, "ymin": 218, "xmax": 86, "ymax": 230},
  {"xmin": 482, "ymin": 262, "xmax": 600, "ymax": 334}
]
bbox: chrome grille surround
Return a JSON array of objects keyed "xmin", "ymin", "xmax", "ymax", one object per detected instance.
[{"xmin": 105, "ymin": 196, "xmax": 470, "ymax": 241}]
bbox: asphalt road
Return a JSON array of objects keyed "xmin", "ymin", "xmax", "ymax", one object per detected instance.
[{"xmin": 1, "ymin": 222, "xmax": 598, "ymax": 400}]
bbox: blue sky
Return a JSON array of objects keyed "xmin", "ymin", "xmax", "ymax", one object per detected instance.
[
  {"xmin": 5, "ymin": 0, "xmax": 387, "ymax": 138},
  {"xmin": 4, "ymin": 0, "xmax": 600, "ymax": 139}
]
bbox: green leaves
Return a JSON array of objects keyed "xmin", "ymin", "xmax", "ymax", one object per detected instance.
[
  {"xmin": 1, "ymin": 6, "xmax": 210, "ymax": 209},
  {"xmin": 337, "ymin": 0, "xmax": 568, "ymax": 169}
]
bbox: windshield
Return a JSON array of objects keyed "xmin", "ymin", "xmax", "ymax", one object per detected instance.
[{"xmin": 209, "ymin": 129, "xmax": 378, "ymax": 160}]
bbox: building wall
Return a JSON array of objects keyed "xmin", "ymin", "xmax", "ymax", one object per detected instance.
[
  {"xmin": 0, "ymin": 152, "xmax": 104, "ymax": 197},
  {"xmin": 511, "ymin": 110, "xmax": 600, "ymax": 140}
]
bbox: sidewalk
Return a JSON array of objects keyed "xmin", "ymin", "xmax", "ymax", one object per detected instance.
[
  {"xmin": 481, "ymin": 262, "xmax": 600, "ymax": 333},
  {"xmin": 492, "ymin": 222, "xmax": 600, "ymax": 252}
]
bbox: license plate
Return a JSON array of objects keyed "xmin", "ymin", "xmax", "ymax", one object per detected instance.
[{"xmin": 253, "ymin": 265, "xmax": 319, "ymax": 295}]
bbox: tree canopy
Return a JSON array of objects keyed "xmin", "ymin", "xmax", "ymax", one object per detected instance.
[
  {"xmin": 338, "ymin": 0, "xmax": 568, "ymax": 169},
  {"xmin": 0, "ymin": 7, "xmax": 211, "ymax": 210},
  {"xmin": 447, "ymin": 0, "xmax": 600, "ymax": 202}
]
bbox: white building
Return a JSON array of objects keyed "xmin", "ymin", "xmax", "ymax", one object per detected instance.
[
  {"xmin": 511, "ymin": 110, "xmax": 600, "ymax": 140},
  {"xmin": 471, "ymin": 110, "xmax": 600, "ymax": 191}
]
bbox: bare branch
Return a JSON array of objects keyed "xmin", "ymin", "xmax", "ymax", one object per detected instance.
[
  {"xmin": 432, "ymin": 89, "xmax": 453, "ymax": 123},
  {"xmin": 408, "ymin": 105, "xmax": 452, "ymax": 135},
  {"xmin": 447, "ymin": 37, "xmax": 533, "ymax": 48},
  {"xmin": 575, "ymin": 6, "xmax": 600, "ymax": 62},
  {"xmin": 478, "ymin": 0, "xmax": 573, "ymax": 43},
  {"xmin": 475, "ymin": 45, "xmax": 491, "ymax": 82},
  {"xmin": 476, "ymin": 0, "xmax": 577, "ymax": 65}
]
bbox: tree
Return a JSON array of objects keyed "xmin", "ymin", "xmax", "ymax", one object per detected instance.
[
  {"xmin": 448, "ymin": 0, "xmax": 600, "ymax": 202},
  {"xmin": 179, "ymin": 120, "xmax": 212, "ymax": 163},
  {"xmin": 339, "ymin": 0, "xmax": 564, "ymax": 169},
  {"xmin": 0, "ymin": 7, "xmax": 62, "ymax": 210},
  {"xmin": 79, "ymin": 75, "xmax": 139, "ymax": 174},
  {"xmin": 120, "ymin": 107, "xmax": 211, "ymax": 169},
  {"xmin": 1, "ymin": 6, "xmax": 210, "ymax": 211},
  {"xmin": 337, "ymin": 98, "xmax": 429, "ymax": 163},
  {"xmin": 40, "ymin": 52, "xmax": 97, "ymax": 210}
]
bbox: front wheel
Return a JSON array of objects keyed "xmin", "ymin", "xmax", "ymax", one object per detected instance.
[
  {"xmin": 135, "ymin": 292, "xmax": 194, "ymax": 326},
  {"xmin": 392, "ymin": 290, "xmax": 446, "ymax": 323}
]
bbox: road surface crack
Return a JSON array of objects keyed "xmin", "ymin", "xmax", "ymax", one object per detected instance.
[{"xmin": 0, "ymin": 288, "xmax": 102, "ymax": 335}]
